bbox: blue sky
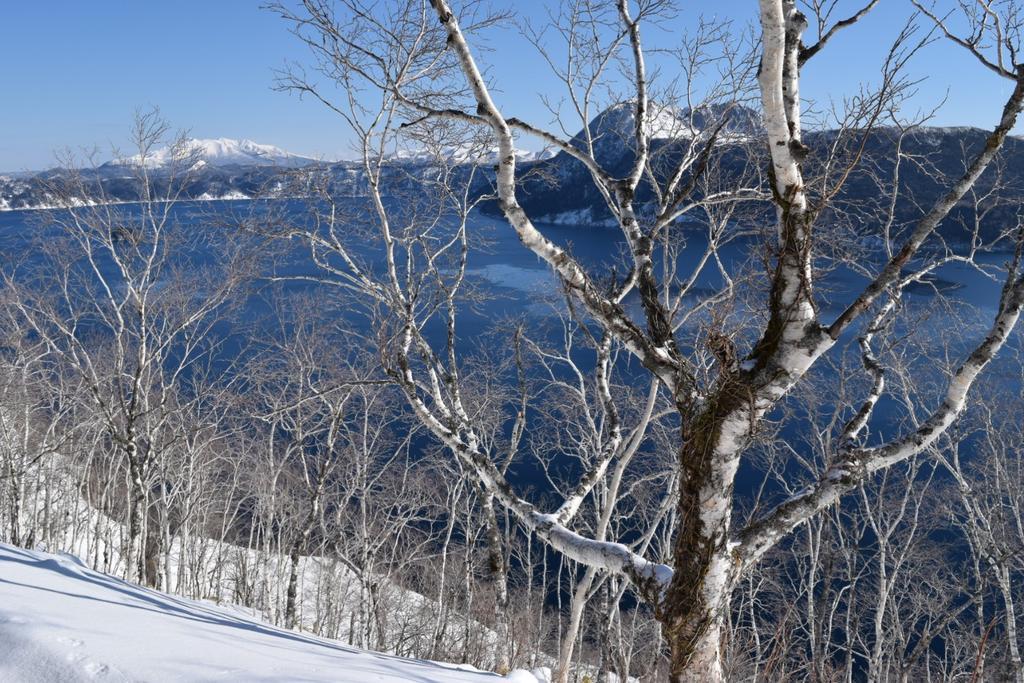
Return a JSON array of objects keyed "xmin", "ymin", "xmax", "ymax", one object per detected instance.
[{"xmin": 1, "ymin": 0, "xmax": 1018, "ymax": 170}]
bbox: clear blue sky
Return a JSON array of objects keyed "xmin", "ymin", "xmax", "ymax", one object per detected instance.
[{"xmin": 1, "ymin": 0, "xmax": 1017, "ymax": 171}]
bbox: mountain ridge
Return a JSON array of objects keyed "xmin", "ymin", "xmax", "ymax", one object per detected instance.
[{"xmin": 2, "ymin": 104, "xmax": 1021, "ymax": 237}]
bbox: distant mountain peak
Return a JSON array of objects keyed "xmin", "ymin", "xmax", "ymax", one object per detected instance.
[
  {"xmin": 576, "ymin": 101, "xmax": 694, "ymax": 145},
  {"xmin": 566, "ymin": 100, "xmax": 762, "ymax": 165},
  {"xmin": 115, "ymin": 137, "xmax": 318, "ymax": 169}
]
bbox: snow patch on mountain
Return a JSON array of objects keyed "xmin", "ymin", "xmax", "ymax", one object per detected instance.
[
  {"xmin": 389, "ymin": 143, "xmax": 553, "ymax": 165},
  {"xmin": 195, "ymin": 189, "xmax": 251, "ymax": 201}
]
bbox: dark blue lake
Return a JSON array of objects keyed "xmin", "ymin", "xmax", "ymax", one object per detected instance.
[{"xmin": 1, "ymin": 198, "xmax": 1019, "ymax": 492}]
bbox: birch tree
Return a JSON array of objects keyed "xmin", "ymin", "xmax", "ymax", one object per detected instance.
[
  {"xmin": 274, "ymin": 0, "xmax": 1024, "ymax": 679},
  {"xmin": 5, "ymin": 112, "xmax": 247, "ymax": 585}
]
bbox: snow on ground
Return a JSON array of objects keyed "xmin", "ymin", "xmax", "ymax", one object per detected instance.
[
  {"xmin": 1, "ymin": 475, "xmax": 519, "ymax": 669},
  {"xmin": 0, "ymin": 543, "xmax": 548, "ymax": 683}
]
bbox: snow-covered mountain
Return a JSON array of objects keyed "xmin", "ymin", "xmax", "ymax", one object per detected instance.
[
  {"xmin": 0, "ymin": 543, "xmax": 547, "ymax": 683},
  {"xmin": 490, "ymin": 102, "xmax": 1024, "ymax": 236},
  {"xmin": 565, "ymin": 101, "xmax": 761, "ymax": 167},
  {"xmin": 568, "ymin": 102, "xmax": 695, "ymax": 164},
  {"xmin": 115, "ymin": 137, "xmax": 319, "ymax": 169},
  {"xmin": 507, "ymin": 101, "xmax": 763, "ymax": 224}
]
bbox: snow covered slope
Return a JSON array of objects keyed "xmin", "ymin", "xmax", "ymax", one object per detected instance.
[{"xmin": 0, "ymin": 543, "xmax": 542, "ymax": 682}]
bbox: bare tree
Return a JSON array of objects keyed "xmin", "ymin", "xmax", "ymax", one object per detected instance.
[
  {"xmin": 938, "ymin": 360, "xmax": 1024, "ymax": 683},
  {"xmin": 4, "ymin": 111, "xmax": 247, "ymax": 585},
  {"xmin": 270, "ymin": 0, "xmax": 1024, "ymax": 679}
]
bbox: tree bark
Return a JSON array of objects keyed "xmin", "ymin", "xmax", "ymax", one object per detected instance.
[
  {"xmin": 126, "ymin": 448, "xmax": 147, "ymax": 585},
  {"xmin": 482, "ymin": 494, "xmax": 511, "ymax": 674}
]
